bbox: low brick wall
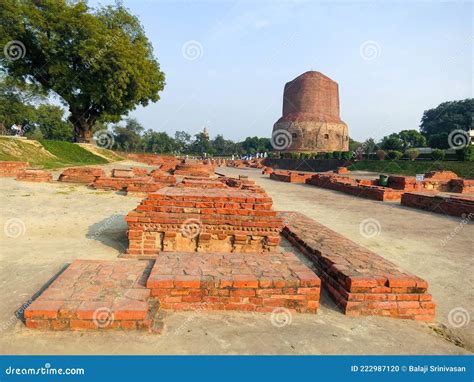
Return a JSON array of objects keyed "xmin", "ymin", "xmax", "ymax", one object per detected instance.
[
  {"xmin": 0, "ymin": 161, "xmax": 29, "ymax": 177},
  {"xmin": 401, "ymin": 192, "xmax": 474, "ymax": 218},
  {"xmin": 16, "ymin": 169, "xmax": 52, "ymax": 182},
  {"xmin": 147, "ymin": 252, "xmax": 320, "ymax": 313},
  {"xmin": 448, "ymin": 179, "xmax": 474, "ymax": 194},
  {"xmin": 279, "ymin": 211, "xmax": 435, "ymax": 321},
  {"xmin": 263, "ymin": 158, "xmax": 349, "ymax": 172},
  {"xmin": 306, "ymin": 174, "xmax": 403, "ymax": 201},
  {"xmin": 58, "ymin": 167, "xmax": 106, "ymax": 184},
  {"xmin": 270, "ymin": 171, "xmax": 313, "ymax": 183}
]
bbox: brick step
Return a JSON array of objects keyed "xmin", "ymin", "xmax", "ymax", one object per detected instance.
[
  {"xmin": 16, "ymin": 169, "xmax": 52, "ymax": 182},
  {"xmin": 24, "ymin": 260, "xmax": 164, "ymax": 332},
  {"xmin": 278, "ymin": 211, "xmax": 435, "ymax": 321},
  {"xmin": 146, "ymin": 252, "xmax": 320, "ymax": 313},
  {"xmin": 58, "ymin": 167, "xmax": 106, "ymax": 184},
  {"xmin": 0, "ymin": 161, "xmax": 29, "ymax": 177}
]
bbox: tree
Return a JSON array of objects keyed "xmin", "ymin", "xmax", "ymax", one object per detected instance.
[
  {"xmin": 140, "ymin": 130, "xmax": 175, "ymax": 153},
  {"xmin": 190, "ymin": 132, "xmax": 211, "ymax": 155},
  {"xmin": 420, "ymin": 99, "xmax": 473, "ymax": 148},
  {"xmin": 398, "ymin": 130, "xmax": 427, "ymax": 149},
  {"xmin": 380, "ymin": 134, "xmax": 404, "ymax": 151},
  {"xmin": 174, "ymin": 131, "xmax": 192, "ymax": 153},
  {"xmin": 112, "ymin": 118, "xmax": 144, "ymax": 152},
  {"xmin": 0, "ymin": 0, "xmax": 165, "ymax": 142}
]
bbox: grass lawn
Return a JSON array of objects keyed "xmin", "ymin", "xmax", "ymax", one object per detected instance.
[
  {"xmin": 0, "ymin": 137, "xmax": 109, "ymax": 169},
  {"xmin": 39, "ymin": 139, "xmax": 108, "ymax": 167},
  {"xmin": 349, "ymin": 160, "xmax": 474, "ymax": 178}
]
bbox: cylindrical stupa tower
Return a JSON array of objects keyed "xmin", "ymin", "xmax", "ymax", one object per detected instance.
[{"xmin": 272, "ymin": 71, "xmax": 349, "ymax": 152}]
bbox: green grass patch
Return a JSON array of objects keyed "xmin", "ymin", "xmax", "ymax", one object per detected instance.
[
  {"xmin": 349, "ymin": 160, "xmax": 474, "ymax": 178},
  {"xmin": 0, "ymin": 137, "xmax": 109, "ymax": 169},
  {"xmin": 38, "ymin": 140, "xmax": 108, "ymax": 168}
]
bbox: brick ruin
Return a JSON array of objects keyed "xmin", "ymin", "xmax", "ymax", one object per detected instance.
[
  {"xmin": 58, "ymin": 167, "xmax": 106, "ymax": 184},
  {"xmin": 401, "ymin": 192, "xmax": 474, "ymax": 218},
  {"xmin": 173, "ymin": 160, "xmax": 215, "ymax": 177},
  {"xmin": 125, "ymin": 187, "xmax": 283, "ymax": 256},
  {"xmin": 280, "ymin": 212, "xmax": 435, "ymax": 321},
  {"xmin": 0, "ymin": 161, "xmax": 29, "ymax": 177},
  {"xmin": 19, "ymin": 156, "xmax": 458, "ymax": 331},
  {"xmin": 148, "ymin": 252, "xmax": 320, "ymax": 313},
  {"xmin": 16, "ymin": 169, "xmax": 53, "ymax": 182}
]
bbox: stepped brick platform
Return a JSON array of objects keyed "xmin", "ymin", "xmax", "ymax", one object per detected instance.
[
  {"xmin": 16, "ymin": 169, "xmax": 52, "ymax": 183},
  {"xmin": 58, "ymin": 167, "xmax": 106, "ymax": 184},
  {"xmin": 173, "ymin": 161, "xmax": 215, "ymax": 177},
  {"xmin": 24, "ymin": 260, "xmax": 163, "ymax": 332},
  {"xmin": 0, "ymin": 161, "xmax": 29, "ymax": 177},
  {"xmin": 401, "ymin": 192, "xmax": 474, "ymax": 218},
  {"xmin": 270, "ymin": 171, "xmax": 313, "ymax": 183},
  {"xmin": 305, "ymin": 173, "xmax": 403, "ymax": 201},
  {"xmin": 279, "ymin": 211, "xmax": 435, "ymax": 321},
  {"xmin": 92, "ymin": 175, "xmax": 152, "ymax": 191},
  {"xmin": 147, "ymin": 252, "xmax": 320, "ymax": 313},
  {"xmin": 125, "ymin": 180, "xmax": 169, "ymax": 197},
  {"xmin": 150, "ymin": 170, "xmax": 176, "ymax": 184},
  {"xmin": 221, "ymin": 176, "xmax": 266, "ymax": 194},
  {"xmin": 125, "ymin": 187, "xmax": 283, "ymax": 256}
]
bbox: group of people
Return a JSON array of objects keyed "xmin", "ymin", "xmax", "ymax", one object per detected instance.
[{"xmin": 10, "ymin": 122, "xmax": 25, "ymax": 137}]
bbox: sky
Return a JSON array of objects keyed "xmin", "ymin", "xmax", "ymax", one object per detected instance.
[{"xmin": 88, "ymin": 0, "xmax": 472, "ymax": 142}]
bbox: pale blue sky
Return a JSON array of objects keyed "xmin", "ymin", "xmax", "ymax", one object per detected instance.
[{"xmin": 89, "ymin": 0, "xmax": 472, "ymax": 142}]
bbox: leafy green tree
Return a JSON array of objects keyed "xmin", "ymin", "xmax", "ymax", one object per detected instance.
[
  {"xmin": 420, "ymin": 99, "xmax": 473, "ymax": 148},
  {"xmin": 398, "ymin": 130, "xmax": 427, "ymax": 149},
  {"xmin": 380, "ymin": 134, "xmax": 404, "ymax": 151},
  {"xmin": 0, "ymin": 0, "xmax": 165, "ymax": 142},
  {"xmin": 140, "ymin": 130, "xmax": 175, "ymax": 153},
  {"xmin": 35, "ymin": 104, "xmax": 73, "ymax": 140},
  {"xmin": 190, "ymin": 132, "xmax": 211, "ymax": 155},
  {"xmin": 112, "ymin": 118, "xmax": 143, "ymax": 152},
  {"xmin": 174, "ymin": 131, "xmax": 192, "ymax": 153}
]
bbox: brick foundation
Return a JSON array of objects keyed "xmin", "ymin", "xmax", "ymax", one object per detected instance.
[
  {"xmin": 24, "ymin": 260, "xmax": 163, "ymax": 332},
  {"xmin": 0, "ymin": 161, "xmax": 29, "ymax": 177},
  {"xmin": 16, "ymin": 169, "xmax": 52, "ymax": 182},
  {"xmin": 125, "ymin": 187, "xmax": 283, "ymax": 256},
  {"xmin": 58, "ymin": 167, "xmax": 106, "ymax": 184},
  {"xmin": 147, "ymin": 252, "xmax": 320, "ymax": 313},
  {"xmin": 401, "ymin": 192, "xmax": 474, "ymax": 218},
  {"xmin": 270, "ymin": 171, "xmax": 313, "ymax": 183},
  {"xmin": 279, "ymin": 211, "xmax": 435, "ymax": 321},
  {"xmin": 305, "ymin": 173, "xmax": 403, "ymax": 201},
  {"xmin": 173, "ymin": 161, "xmax": 215, "ymax": 178}
]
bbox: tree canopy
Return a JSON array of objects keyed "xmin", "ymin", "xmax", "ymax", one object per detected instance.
[
  {"xmin": 0, "ymin": 0, "xmax": 165, "ymax": 142},
  {"xmin": 420, "ymin": 99, "xmax": 473, "ymax": 148}
]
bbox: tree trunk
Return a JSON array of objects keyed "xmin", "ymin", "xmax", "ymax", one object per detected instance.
[{"xmin": 69, "ymin": 112, "xmax": 94, "ymax": 143}]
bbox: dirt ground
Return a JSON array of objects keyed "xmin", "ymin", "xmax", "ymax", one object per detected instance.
[{"xmin": 0, "ymin": 163, "xmax": 472, "ymax": 355}]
